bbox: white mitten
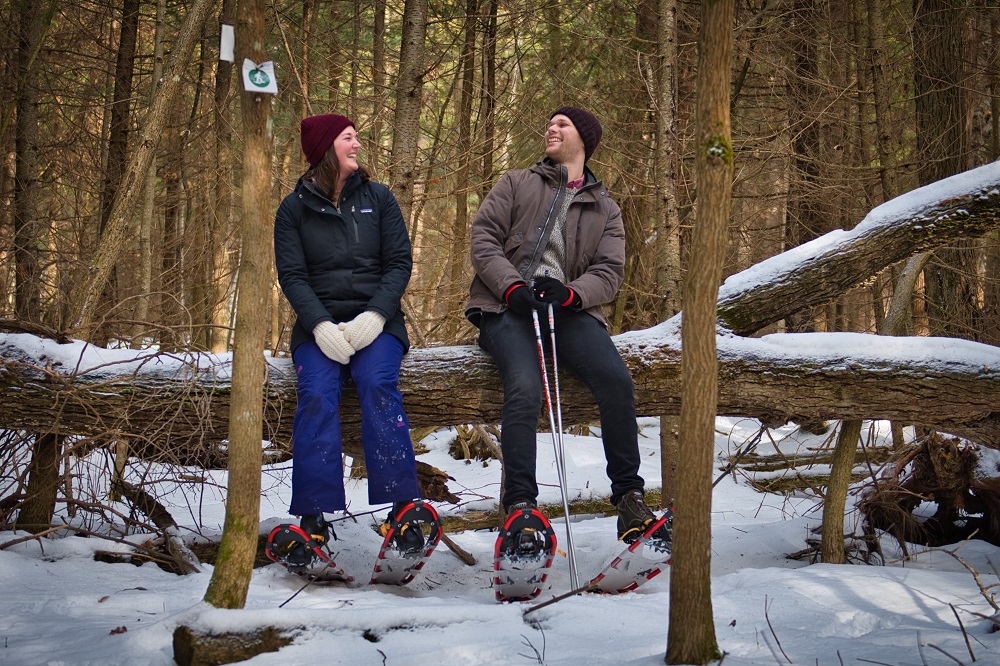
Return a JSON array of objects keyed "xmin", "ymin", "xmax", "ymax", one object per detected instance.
[
  {"xmin": 313, "ymin": 321, "xmax": 354, "ymax": 364},
  {"xmin": 339, "ymin": 311, "xmax": 386, "ymax": 352}
]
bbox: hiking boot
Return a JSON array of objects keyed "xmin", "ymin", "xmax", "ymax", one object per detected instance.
[
  {"xmin": 300, "ymin": 513, "xmax": 330, "ymax": 546},
  {"xmin": 394, "ymin": 521, "xmax": 426, "ymax": 554},
  {"xmin": 505, "ymin": 499, "xmax": 537, "ymax": 514},
  {"xmin": 506, "ymin": 525, "xmax": 545, "ymax": 558},
  {"xmin": 380, "ymin": 501, "xmax": 425, "ymax": 554},
  {"xmin": 502, "ymin": 500, "xmax": 544, "ymax": 558},
  {"xmin": 271, "ymin": 534, "xmax": 313, "ymax": 569},
  {"xmin": 616, "ymin": 490, "xmax": 668, "ymax": 544},
  {"xmin": 282, "ymin": 542, "xmax": 313, "ymax": 569}
]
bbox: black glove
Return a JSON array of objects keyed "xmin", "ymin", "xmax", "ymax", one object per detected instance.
[
  {"xmin": 532, "ymin": 276, "xmax": 580, "ymax": 309},
  {"xmin": 504, "ymin": 283, "xmax": 544, "ymax": 316}
]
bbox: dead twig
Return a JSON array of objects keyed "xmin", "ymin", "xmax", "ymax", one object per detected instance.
[
  {"xmin": 764, "ymin": 595, "xmax": 793, "ymax": 664},
  {"xmin": 950, "ymin": 603, "xmax": 976, "ymax": 662},
  {"xmin": 0, "ymin": 524, "xmax": 70, "ymax": 549}
]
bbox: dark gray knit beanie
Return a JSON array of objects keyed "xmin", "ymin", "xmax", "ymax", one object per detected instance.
[{"xmin": 551, "ymin": 106, "xmax": 602, "ymax": 162}]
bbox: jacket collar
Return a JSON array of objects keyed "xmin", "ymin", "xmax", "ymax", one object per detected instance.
[
  {"xmin": 296, "ymin": 169, "xmax": 366, "ymax": 205},
  {"xmin": 532, "ymin": 158, "xmax": 602, "ymax": 197}
]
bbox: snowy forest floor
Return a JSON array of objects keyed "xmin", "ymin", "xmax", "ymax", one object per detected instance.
[{"xmin": 2, "ymin": 417, "xmax": 999, "ymax": 665}]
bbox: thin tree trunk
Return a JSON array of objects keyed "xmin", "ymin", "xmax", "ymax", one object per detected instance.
[
  {"xmin": 784, "ymin": 0, "xmax": 824, "ymax": 333},
  {"xmin": 350, "ymin": 0, "xmax": 361, "ymax": 120},
  {"xmin": 203, "ymin": 0, "xmax": 272, "ymax": 610},
  {"xmin": 666, "ymin": 0, "xmax": 732, "ymax": 662},
  {"xmin": 133, "ymin": 0, "xmax": 166, "ymax": 348},
  {"xmin": 991, "ymin": 8, "xmax": 1000, "ymax": 161},
  {"xmin": 478, "ymin": 0, "xmax": 497, "ymax": 199},
  {"xmin": 12, "ymin": 0, "xmax": 61, "ymax": 531},
  {"xmin": 159, "ymin": 107, "xmax": 184, "ymax": 352},
  {"xmin": 655, "ymin": 0, "xmax": 682, "ymax": 321},
  {"xmin": 914, "ymin": 0, "xmax": 978, "ymax": 340},
  {"xmin": 15, "ymin": 434, "xmax": 62, "ymax": 530},
  {"xmin": 656, "ymin": 0, "xmax": 681, "ymax": 507},
  {"xmin": 92, "ymin": 0, "xmax": 140, "ymax": 345},
  {"xmin": 820, "ymin": 419, "xmax": 862, "ymax": 563},
  {"xmin": 13, "ymin": 0, "xmax": 56, "ymax": 324},
  {"xmin": 209, "ymin": 0, "xmax": 237, "ymax": 353},
  {"xmin": 370, "ymin": 0, "xmax": 387, "ymax": 172},
  {"xmin": 866, "ymin": 0, "xmax": 899, "ymax": 201},
  {"xmin": 448, "ymin": 0, "xmax": 477, "ymax": 328},
  {"xmin": 388, "ymin": 0, "xmax": 428, "ymax": 228}
]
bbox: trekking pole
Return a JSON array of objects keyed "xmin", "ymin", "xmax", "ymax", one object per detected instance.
[
  {"xmin": 546, "ymin": 302, "xmax": 577, "ymax": 587},
  {"xmin": 547, "ymin": 303, "xmax": 570, "ymax": 494},
  {"xmin": 531, "ymin": 306, "xmax": 580, "ymax": 589}
]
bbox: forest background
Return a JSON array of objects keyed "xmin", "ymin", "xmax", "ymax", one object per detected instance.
[{"xmin": 5, "ymin": 0, "xmax": 999, "ymax": 352}]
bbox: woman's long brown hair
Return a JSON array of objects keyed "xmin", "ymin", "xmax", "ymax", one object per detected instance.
[{"xmin": 304, "ymin": 145, "xmax": 370, "ymax": 203}]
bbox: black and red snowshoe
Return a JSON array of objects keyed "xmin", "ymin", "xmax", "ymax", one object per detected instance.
[{"xmin": 493, "ymin": 506, "xmax": 557, "ymax": 602}]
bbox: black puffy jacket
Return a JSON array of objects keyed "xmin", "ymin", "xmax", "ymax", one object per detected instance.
[{"xmin": 274, "ymin": 170, "xmax": 412, "ymax": 353}]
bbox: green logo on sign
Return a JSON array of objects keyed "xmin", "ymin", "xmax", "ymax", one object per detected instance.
[{"xmin": 249, "ymin": 69, "xmax": 270, "ymax": 87}]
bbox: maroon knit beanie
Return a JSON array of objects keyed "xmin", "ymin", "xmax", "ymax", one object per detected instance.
[
  {"xmin": 300, "ymin": 113, "xmax": 355, "ymax": 168},
  {"xmin": 551, "ymin": 106, "xmax": 602, "ymax": 162}
]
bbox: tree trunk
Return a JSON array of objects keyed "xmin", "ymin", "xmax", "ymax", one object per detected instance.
[
  {"xmin": 12, "ymin": 0, "xmax": 55, "ymax": 324},
  {"xmin": 202, "ymin": 0, "xmax": 272, "ymax": 610},
  {"xmin": 820, "ymin": 419, "xmax": 862, "ymax": 563},
  {"xmin": 133, "ymin": 0, "xmax": 166, "ymax": 348},
  {"xmin": 914, "ymin": 0, "xmax": 979, "ymax": 341},
  {"xmin": 4, "ymin": 330, "xmax": 1000, "ymax": 456},
  {"xmin": 15, "ymin": 433, "xmax": 62, "ymax": 530},
  {"xmin": 388, "ymin": 0, "xmax": 428, "ymax": 227},
  {"xmin": 448, "ymin": 0, "xmax": 477, "ymax": 329},
  {"xmin": 478, "ymin": 0, "xmax": 497, "ymax": 200},
  {"xmin": 866, "ymin": 0, "xmax": 899, "ymax": 201},
  {"xmin": 370, "ymin": 0, "xmax": 387, "ymax": 172},
  {"xmin": 667, "ymin": 0, "xmax": 732, "ymax": 662},
  {"xmin": 68, "ymin": 0, "xmax": 216, "ymax": 333},
  {"xmin": 655, "ymin": 0, "xmax": 681, "ymax": 507},
  {"xmin": 91, "ymin": 0, "xmax": 140, "ymax": 346},
  {"xmin": 655, "ymin": 0, "xmax": 682, "ymax": 321},
  {"xmin": 784, "ymin": 0, "xmax": 824, "ymax": 334},
  {"xmin": 209, "ymin": 0, "xmax": 238, "ymax": 353},
  {"xmin": 12, "ymin": 0, "xmax": 60, "ymax": 531}
]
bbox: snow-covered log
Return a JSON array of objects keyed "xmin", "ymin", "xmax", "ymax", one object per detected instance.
[
  {"xmin": 3, "ymin": 164, "xmax": 1000, "ymax": 460},
  {"xmin": 716, "ymin": 162, "xmax": 1000, "ymax": 335},
  {"xmin": 2, "ymin": 331, "xmax": 999, "ymax": 458}
]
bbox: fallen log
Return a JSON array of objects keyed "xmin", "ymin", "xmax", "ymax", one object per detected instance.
[
  {"xmin": 2, "ymin": 331, "xmax": 999, "ymax": 459},
  {"xmin": 716, "ymin": 161, "xmax": 1000, "ymax": 335},
  {"xmin": 173, "ymin": 624, "xmax": 294, "ymax": 666},
  {"xmin": 3, "ymin": 164, "xmax": 1000, "ymax": 459}
]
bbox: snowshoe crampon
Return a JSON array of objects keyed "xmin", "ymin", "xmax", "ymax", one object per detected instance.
[
  {"xmin": 265, "ymin": 523, "xmax": 353, "ymax": 584},
  {"xmin": 370, "ymin": 500, "xmax": 443, "ymax": 586},
  {"xmin": 493, "ymin": 507, "xmax": 557, "ymax": 602},
  {"xmin": 589, "ymin": 510, "xmax": 672, "ymax": 594}
]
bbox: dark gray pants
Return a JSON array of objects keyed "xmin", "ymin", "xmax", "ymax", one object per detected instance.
[{"xmin": 477, "ymin": 309, "xmax": 644, "ymax": 509}]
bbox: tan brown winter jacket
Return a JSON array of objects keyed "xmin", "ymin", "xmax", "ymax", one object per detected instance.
[{"xmin": 465, "ymin": 159, "xmax": 625, "ymax": 328}]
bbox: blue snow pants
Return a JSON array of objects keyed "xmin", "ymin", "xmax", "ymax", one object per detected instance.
[{"xmin": 288, "ymin": 333, "xmax": 420, "ymax": 515}]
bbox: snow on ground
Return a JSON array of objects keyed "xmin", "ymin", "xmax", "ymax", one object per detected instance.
[
  {"xmin": 2, "ymin": 416, "xmax": 998, "ymax": 665},
  {"xmin": 4, "ymin": 160, "xmax": 1000, "ymax": 663}
]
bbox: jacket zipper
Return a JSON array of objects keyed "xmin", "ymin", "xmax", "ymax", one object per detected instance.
[{"xmin": 350, "ymin": 205, "xmax": 359, "ymax": 242}]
